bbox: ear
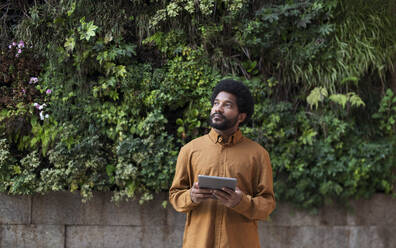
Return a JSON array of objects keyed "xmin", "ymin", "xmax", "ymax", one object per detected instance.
[{"xmin": 237, "ymin": 113, "xmax": 247, "ymax": 125}]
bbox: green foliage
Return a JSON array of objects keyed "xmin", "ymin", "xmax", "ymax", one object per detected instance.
[
  {"xmin": 307, "ymin": 87, "xmax": 328, "ymax": 109},
  {"xmin": 372, "ymin": 89, "xmax": 396, "ymax": 136},
  {"xmin": 243, "ymin": 83, "xmax": 395, "ymax": 209},
  {"xmin": 0, "ymin": 0, "xmax": 395, "ymax": 210}
]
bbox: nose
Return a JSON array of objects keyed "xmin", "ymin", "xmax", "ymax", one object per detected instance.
[{"xmin": 213, "ymin": 103, "xmax": 223, "ymax": 113}]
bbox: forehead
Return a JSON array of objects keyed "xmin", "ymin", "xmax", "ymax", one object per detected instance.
[{"xmin": 214, "ymin": 91, "xmax": 237, "ymax": 103}]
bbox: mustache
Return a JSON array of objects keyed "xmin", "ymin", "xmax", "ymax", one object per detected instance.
[{"xmin": 210, "ymin": 113, "xmax": 225, "ymax": 119}]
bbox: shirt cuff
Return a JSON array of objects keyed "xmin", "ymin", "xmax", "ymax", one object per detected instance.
[
  {"xmin": 231, "ymin": 192, "xmax": 251, "ymax": 213},
  {"xmin": 186, "ymin": 189, "xmax": 200, "ymax": 208}
]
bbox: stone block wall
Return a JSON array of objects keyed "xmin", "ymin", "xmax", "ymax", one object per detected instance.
[{"xmin": 0, "ymin": 192, "xmax": 395, "ymax": 248}]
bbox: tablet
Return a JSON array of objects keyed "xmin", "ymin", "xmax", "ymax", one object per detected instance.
[{"xmin": 198, "ymin": 175, "xmax": 237, "ymax": 191}]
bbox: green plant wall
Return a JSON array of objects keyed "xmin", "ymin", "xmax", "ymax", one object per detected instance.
[{"xmin": 1, "ymin": 0, "xmax": 395, "ymax": 209}]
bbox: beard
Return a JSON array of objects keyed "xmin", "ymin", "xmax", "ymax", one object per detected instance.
[{"xmin": 209, "ymin": 113, "xmax": 238, "ymax": 130}]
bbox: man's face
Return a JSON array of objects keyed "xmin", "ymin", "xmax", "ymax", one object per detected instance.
[{"xmin": 209, "ymin": 91, "xmax": 244, "ymax": 131}]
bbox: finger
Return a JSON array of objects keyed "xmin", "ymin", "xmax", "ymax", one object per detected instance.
[
  {"xmin": 213, "ymin": 190, "xmax": 230, "ymax": 201},
  {"xmin": 193, "ymin": 188, "xmax": 212, "ymax": 194},
  {"xmin": 194, "ymin": 193, "xmax": 213, "ymax": 199},
  {"xmin": 216, "ymin": 189, "xmax": 232, "ymax": 197},
  {"xmin": 222, "ymin": 187, "xmax": 236, "ymax": 195}
]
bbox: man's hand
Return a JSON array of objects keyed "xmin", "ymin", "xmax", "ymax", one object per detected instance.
[
  {"xmin": 212, "ymin": 187, "xmax": 243, "ymax": 208},
  {"xmin": 190, "ymin": 182, "xmax": 213, "ymax": 204}
]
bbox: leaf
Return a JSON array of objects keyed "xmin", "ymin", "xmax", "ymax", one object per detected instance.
[
  {"xmin": 177, "ymin": 126, "xmax": 185, "ymax": 134},
  {"xmin": 64, "ymin": 37, "xmax": 75, "ymax": 52},
  {"xmin": 79, "ymin": 19, "xmax": 98, "ymax": 41},
  {"xmin": 106, "ymin": 164, "xmax": 115, "ymax": 176},
  {"xmin": 348, "ymin": 92, "xmax": 365, "ymax": 107},
  {"xmin": 13, "ymin": 165, "xmax": 21, "ymax": 175},
  {"xmin": 307, "ymin": 87, "xmax": 328, "ymax": 109},
  {"xmin": 67, "ymin": 1, "xmax": 76, "ymax": 16},
  {"xmin": 115, "ymin": 65, "xmax": 127, "ymax": 78},
  {"xmin": 176, "ymin": 118, "xmax": 184, "ymax": 125},
  {"xmin": 329, "ymin": 94, "xmax": 348, "ymax": 108},
  {"xmin": 341, "ymin": 76, "xmax": 359, "ymax": 85}
]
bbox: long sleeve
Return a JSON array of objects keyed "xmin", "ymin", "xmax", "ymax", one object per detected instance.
[
  {"xmin": 231, "ymin": 150, "xmax": 276, "ymax": 220},
  {"xmin": 168, "ymin": 130, "xmax": 276, "ymax": 248},
  {"xmin": 169, "ymin": 147, "xmax": 199, "ymax": 212}
]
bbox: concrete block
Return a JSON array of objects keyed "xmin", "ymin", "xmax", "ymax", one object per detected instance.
[
  {"xmin": 66, "ymin": 225, "xmax": 183, "ymax": 248},
  {"xmin": 319, "ymin": 203, "xmax": 348, "ymax": 226},
  {"xmin": 162, "ymin": 224, "xmax": 184, "ymax": 248},
  {"xmin": 258, "ymin": 223, "xmax": 283, "ymax": 248},
  {"xmin": 166, "ymin": 206, "xmax": 186, "ymax": 227},
  {"xmin": 140, "ymin": 192, "xmax": 168, "ymax": 226},
  {"xmin": 348, "ymin": 226, "xmax": 386, "ymax": 248},
  {"xmin": 32, "ymin": 191, "xmax": 143, "ymax": 225},
  {"xmin": 259, "ymin": 225, "xmax": 351, "ymax": 248},
  {"xmin": 267, "ymin": 202, "xmax": 321, "ymax": 226},
  {"xmin": 0, "ymin": 194, "xmax": 31, "ymax": 224},
  {"xmin": 267, "ymin": 201, "xmax": 348, "ymax": 227},
  {"xmin": 0, "ymin": 224, "xmax": 64, "ymax": 248},
  {"xmin": 347, "ymin": 194, "xmax": 396, "ymax": 226},
  {"xmin": 377, "ymin": 225, "xmax": 396, "ymax": 248}
]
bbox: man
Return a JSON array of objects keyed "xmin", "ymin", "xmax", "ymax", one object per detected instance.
[{"xmin": 169, "ymin": 79, "xmax": 276, "ymax": 248}]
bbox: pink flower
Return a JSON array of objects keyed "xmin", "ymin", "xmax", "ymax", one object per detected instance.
[
  {"xmin": 8, "ymin": 45, "xmax": 12, "ymax": 49},
  {"xmin": 12, "ymin": 42, "xmax": 16, "ymax": 46},
  {"xmin": 33, "ymin": 103, "xmax": 40, "ymax": 109},
  {"xmin": 17, "ymin": 49, "xmax": 22, "ymax": 54},
  {"xmin": 46, "ymin": 89, "xmax": 52, "ymax": 95},
  {"xmin": 22, "ymin": 89, "xmax": 26, "ymax": 94},
  {"xmin": 18, "ymin": 40, "xmax": 25, "ymax": 48}
]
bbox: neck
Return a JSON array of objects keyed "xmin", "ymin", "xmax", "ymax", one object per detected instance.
[{"xmin": 213, "ymin": 127, "xmax": 238, "ymax": 140}]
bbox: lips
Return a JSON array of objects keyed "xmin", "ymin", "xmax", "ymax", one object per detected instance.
[{"xmin": 211, "ymin": 113, "xmax": 224, "ymax": 121}]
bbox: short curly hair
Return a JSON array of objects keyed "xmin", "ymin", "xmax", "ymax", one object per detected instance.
[{"xmin": 211, "ymin": 79, "xmax": 254, "ymax": 125}]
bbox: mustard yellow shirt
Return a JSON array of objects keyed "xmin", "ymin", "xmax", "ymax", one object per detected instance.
[{"xmin": 169, "ymin": 129, "xmax": 276, "ymax": 248}]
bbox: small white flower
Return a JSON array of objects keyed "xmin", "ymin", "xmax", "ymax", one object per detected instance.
[
  {"xmin": 38, "ymin": 104, "xmax": 46, "ymax": 110},
  {"xmin": 29, "ymin": 77, "xmax": 38, "ymax": 84},
  {"xmin": 45, "ymin": 114, "xmax": 49, "ymax": 119},
  {"xmin": 39, "ymin": 111, "xmax": 44, "ymax": 120}
]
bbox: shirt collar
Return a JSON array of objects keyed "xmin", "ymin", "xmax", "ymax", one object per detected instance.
[{"xmin": 208, "ymin": 128, "xmax": 243, "ymax": 146}]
